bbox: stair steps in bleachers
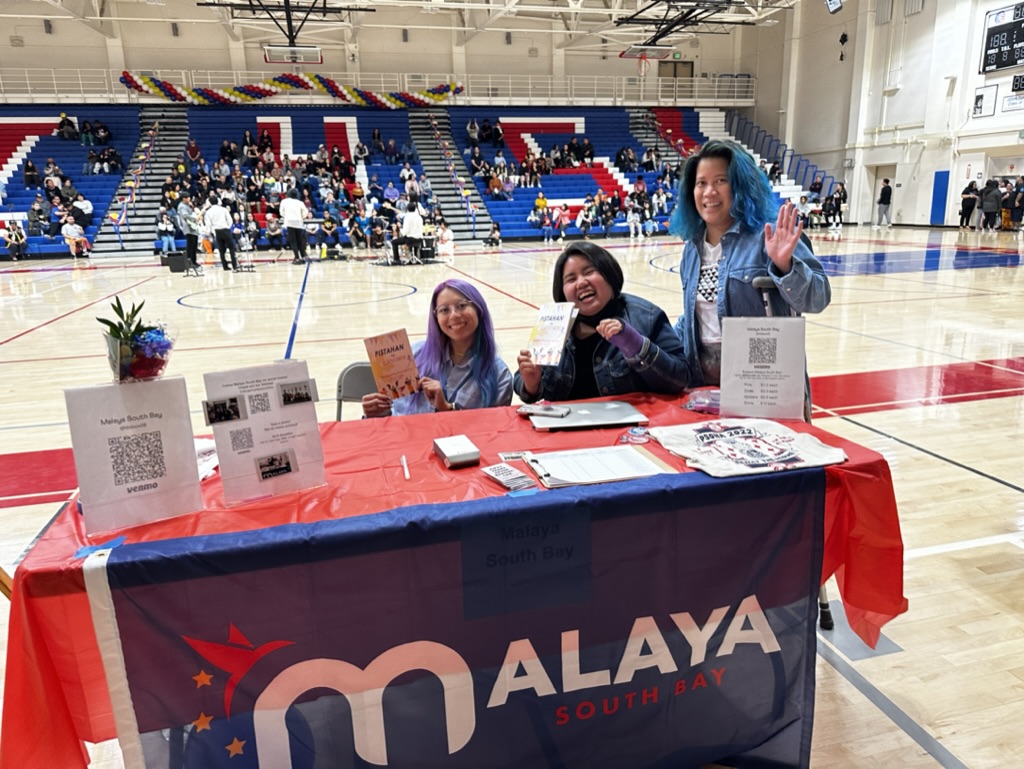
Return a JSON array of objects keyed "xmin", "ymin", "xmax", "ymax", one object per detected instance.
[
  {"xmin": 408, "ymin": 110, "xmax": 490, "ymax": 242},
  {"xmin": 93, "ymin": 106, "xmax": 190, "ymax": 257},
  {"xmin": 697, "ymin": 109, "xmax": 805, "ymax": 204}
]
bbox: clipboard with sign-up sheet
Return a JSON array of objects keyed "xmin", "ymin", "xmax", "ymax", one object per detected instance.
[
  {"xmin": 523, "ymin": 445, "xmax": 676, "ymax": 488},
  {"xmin": 528, "ymin": 400, "xmax": 650, "ymax": 431}
]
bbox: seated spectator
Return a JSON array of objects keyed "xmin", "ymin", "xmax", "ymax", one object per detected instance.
[
  {"xmin": 27, "ymin": 200, "xmax": 47, "ymax": 235},
  {"xmin": 264, "ymin": 214, "xmax": 284, "ymax": 250},
  {"xmin": 384, "ymin": 139, "xmax": 399, "ymax": 165},
  {"xmin": 2, "ymin": 220, "xmax": 26, "ymax": 261},
  {"xmin": 56, "ymin": 113, "xmax": 78, "ymax": 141},
  {"xmin": 362, "ymin": 279, "xmax": 512, "ymax": 417},
  {"xmin": 157, "ymin": 213, "xmax": 177, "ymax": 254},
  {"xmin": 257, "ymin": 128, "xmax": 274, "ymax": 154},
  {"xmin": 347, "ymin": 211, "xmax": 371, "ymax": 249},
  {"xmin": 71, "ymin": 193, "xmax": 93, "ymax": 228},
  {"xmin": 79, "ymin": 121, "xmax": 95, "ymax": 146},
  {"xmin": 61, "ymin": 217, "xmax": 92, "ymax": 257},
  {"xmin": 93, "ymin": 121, "xmax": 111, "ymax": 145},
  {"xmin": 541, "ymin": 211, "xmax": 554, "ymax": 244},
  {"xmin": 343, "ymin": 140, "xmax": 365, "ymax": 165},
  {"xmin": 622, "ymin": 205, "xmax": 638, "ymax": 239},
  {"xmin": 382, "ymin": 182, "xmax": 400, "ymax": 205},
  {"xmin": 370, "ymin": 128, "xmax": 385, "ymax": 158},
  {"xmin": 435, "ymin": 219, "xmax": 454, "ymax": 260},
  {"xmin": 483, "ymin": 221, "xmax": 501, "ymax": 248},
  {"xmin": 48, "ymin": 196, "xmax": 69, "ymax": 236},
  {"xmin": 808, "ymin": 175, "xmax": 824, "ymax": 202},
  {"xmin": 795, "ymin": 195, "xmax": 816, "ymax": 228},
  {"xmin": 319, "ymin": 217, "xmax": 342, "ymax": 249},
  {"xmin": 23, "ymin": 159, "xmax": 41, "ymax": 189},
  {"xmin": 514, "ymin": 242, "xmax": 690, "ymax": 402},
  {"xmin": 534, "ymin": 191, "xmax": 548, "ymax": 211},
  {"xmin": 418, "ymin": 174, "xmax": 433, "ymax": 204}
]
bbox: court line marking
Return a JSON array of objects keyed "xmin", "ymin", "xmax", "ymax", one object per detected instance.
[
  {"xmin": 284, "ymin": 260, "xmax": 312, "ymax": 359},
  {"xmin": 0, "ymin": 276, "xmax": 156, "ymax": 347},
  {"xmin": 904, "ymin": 533, "xmax": 1024, "ymax": 560},
  {"xmin": 816, "ymin": 641, "xmax": 972, "ymax": 769},
  {"xmin": 829, "ymin": 414, "xmax": 1024, "ymax": 495}
]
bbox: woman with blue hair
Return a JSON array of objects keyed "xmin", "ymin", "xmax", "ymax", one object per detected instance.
[
  {"xmin": 670, "ymin": 140, "xmax": 831, "ymax": 391},
  {"xmin": 362, "ymin": 279, "xmax": 513, "ymax": 417}
]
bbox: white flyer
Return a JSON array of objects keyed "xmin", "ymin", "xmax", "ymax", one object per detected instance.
[
  {"xmin": 64, "ymin": 376, "xmax": 203, "ymax": 534},
  {"xmin": 649, "ymin": 419, "xmax": 847, "ymax": 478},
  {"xmin": 203, "ymin": 360, "xmax": 325, "ymax": 505},
  {"xmin": 720, "ymin": 316, "xmax": 806, "ymax": 421}
]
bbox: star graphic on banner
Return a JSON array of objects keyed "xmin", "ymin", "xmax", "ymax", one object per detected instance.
[
  {"xmin": 225, "ymin": 737, "xmax": 246, "ymax": 758},
  {"xmin": 192, "ymin": 670, "xmax": 213, "ymax": 688},
  {"xmin": 183, "ymin": 624, "xmax": 294, "ymax": 718},
  {"xmin": 192, "ymin": 712, "xmax": 213, "ymax": 732}
]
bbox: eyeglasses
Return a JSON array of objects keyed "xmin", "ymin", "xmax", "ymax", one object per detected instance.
[{"xmin": 434, "ymin": 301, "xmax": 475, "ymax": 318}]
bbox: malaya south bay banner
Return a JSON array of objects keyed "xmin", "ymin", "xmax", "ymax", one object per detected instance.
[{"xmin": 87, "ymin": 468, "xmax": 825, "ymax": 768}]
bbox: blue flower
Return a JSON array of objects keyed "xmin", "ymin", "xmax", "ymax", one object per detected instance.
[{"xmin": 133, "ymin": 327, "xmax": 173, "ymax": 358}]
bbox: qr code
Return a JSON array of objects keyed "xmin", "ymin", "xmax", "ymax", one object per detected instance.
[
  {"xmin": 248, "ymin": 392, "xmax": 272, "ymax": 414},
  {"xmin": 109, "ymin": 431, "xmax": 167, "ymax": 487},
  {"xmin": 748, "ymin": 337, "xmax": 778, "ymax": 365},
  {"xmin": 230, "ymin": 427, "xmax": 254, "ymax": 452}
]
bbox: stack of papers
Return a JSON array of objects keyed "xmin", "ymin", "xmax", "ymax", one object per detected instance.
[
  {"xmin": 648, "ymin": 419, "xmax": 847, "ymax": 478},
  {"xmin": 524, "ymin": 445, "xmax": 669, "ymax": 488},
  {"xmin": 527, "ymin": 303, "xmax": 578, "ymax": 366},
  {"xmin": 482, "ymin": 463, "xmax": 536, "ymax": 490}
]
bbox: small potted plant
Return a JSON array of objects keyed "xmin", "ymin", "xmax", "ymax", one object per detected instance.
[{"xmin": 97, "ymin": 297, "xmax": 173, "ymax": 382}]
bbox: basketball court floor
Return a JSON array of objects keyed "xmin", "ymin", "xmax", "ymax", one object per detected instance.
[{"xmin": 1, "ymin": 225, "xmax": 1022, "ymax": 768}]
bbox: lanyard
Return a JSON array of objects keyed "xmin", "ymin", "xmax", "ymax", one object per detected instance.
[{"xmin": 442, "ymin": 361, "xmax": 473, "ymax": 406}]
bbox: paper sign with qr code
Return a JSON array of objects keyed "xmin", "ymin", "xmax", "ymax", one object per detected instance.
[
  {"xmin": 64, "ymin": 376, "xmax": 203, "ymax": 534},
  {"xmin": 719, "ymin": 316, "xmax": 806, "ymax": 421}
]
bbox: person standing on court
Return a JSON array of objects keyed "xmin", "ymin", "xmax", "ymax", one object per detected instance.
[
  {"xmin": 874, "ymin": 178, "xmax": 893, "ymax": 229},
  {"xmin": 279, "ymin": 188, "xmax": 310, "ymax": 264},
  {"xmin": 176, "ymin": 191, "xmax": 202, "ymax": 272},
  {"xmin": 205, "ymin": 197, "xmax": 239, "ymax": 272},
  {"xmin": 669, "ymin": 140, "xmax": 831, "ymax": 398}
]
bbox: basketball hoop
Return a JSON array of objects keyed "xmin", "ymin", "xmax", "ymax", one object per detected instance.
[{"xmin": 638, "ymin": 53, "xmax": 651, "ymax": 78}]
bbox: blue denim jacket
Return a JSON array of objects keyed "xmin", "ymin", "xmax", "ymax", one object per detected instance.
[
  {"xmin": 514, "ymin": 293, "xmax": 690, "ymax": 402},
  {"xmin": 674, "ymin": 222, "xmax": 831, "ymax": 388}
]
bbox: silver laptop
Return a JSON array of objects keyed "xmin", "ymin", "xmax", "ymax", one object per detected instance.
[{"xmin": 529, "ymin": 401, "xmax": 650, "ymax": 432}]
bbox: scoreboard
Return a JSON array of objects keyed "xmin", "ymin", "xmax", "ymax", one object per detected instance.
[{"xmin": 981, "ymin": 3, "xmax": 1024, "ymax": 73}]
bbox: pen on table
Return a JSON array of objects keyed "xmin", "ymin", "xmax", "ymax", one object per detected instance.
[{"xmin": 400, "ymin": 454, "xmax": 410, "ymax": 480}]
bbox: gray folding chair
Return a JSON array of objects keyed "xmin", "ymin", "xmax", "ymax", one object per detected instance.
[{"xmin": 336, "ymin": 362, "xmax": 378, "ymax": 420}]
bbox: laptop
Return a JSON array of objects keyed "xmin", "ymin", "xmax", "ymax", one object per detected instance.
[{"xmin": 529, "ymin": 401, "xmax": 650, "ymax": 432}]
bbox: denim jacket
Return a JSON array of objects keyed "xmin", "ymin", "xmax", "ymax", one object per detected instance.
[
  {"xmin": 514, "ymin": 293, "xmax": 690, "ymax": 402},
  {"xmin": 673, "ymin": 221, "xmax": 831, "ymax": 388}
]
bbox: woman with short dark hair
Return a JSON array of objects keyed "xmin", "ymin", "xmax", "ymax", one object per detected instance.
[{"xmin": 514, "ymin": 241, "xmax": 690, "ymax": 403}]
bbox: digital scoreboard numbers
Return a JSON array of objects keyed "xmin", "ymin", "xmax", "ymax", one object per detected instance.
[{"xmin": 981, "ymin": 3, "xmax": 1024, "ymax": 73}]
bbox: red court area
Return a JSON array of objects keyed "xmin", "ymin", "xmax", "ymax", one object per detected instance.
[{"xmin": 0, "ymin": 448, "xmax": 77, "ymax": 509}]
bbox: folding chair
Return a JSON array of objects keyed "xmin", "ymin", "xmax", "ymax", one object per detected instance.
[
  {"xmin": 336, "ymin": 362, "xmax": 378, "ymax": 420},
  {"xmin": 753, "ymin": 275, "xmax": 834, "ymax": 630},
  {"xmin": 1, "ymin": 566, "xmax": 12, "ymax": 600}
]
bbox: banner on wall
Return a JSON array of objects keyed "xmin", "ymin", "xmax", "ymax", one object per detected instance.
[
  {"xmin": 119, "ymin": 71, "xmax": 463, "ymax": 109},
  {"xmin": 88, "ymin": 469, "xmax": 825, "ymax": 768}
]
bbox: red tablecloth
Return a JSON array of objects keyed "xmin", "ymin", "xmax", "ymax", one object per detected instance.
[{"xmin": 1, "ymin": 394, "xmax": 907, "ymax": 769}]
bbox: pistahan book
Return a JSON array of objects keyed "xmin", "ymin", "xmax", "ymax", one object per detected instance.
[
  {"xmin": 364, "ymin": 328, "xmax": 420, "ymax": 399},
  {"xmin": 527, "ymin": 302, "xmax": 577, "ymax": 366}
]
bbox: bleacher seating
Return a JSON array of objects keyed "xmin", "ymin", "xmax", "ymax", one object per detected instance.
[
  {"xmin": 177, "ymin": 107, "xmax": 425, "ymax": 252},
  {"xmin": 0, "ymin": 105, "xmax": 139, "ymax": 258},
  {"xmin": 445, "ymin": 106, "xmax": 706, "ymax": 240}
]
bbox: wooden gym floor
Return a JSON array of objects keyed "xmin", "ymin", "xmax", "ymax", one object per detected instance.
[{"xmin": 0, "ymin": 225, "xmax": 1022, "ymax": 768}]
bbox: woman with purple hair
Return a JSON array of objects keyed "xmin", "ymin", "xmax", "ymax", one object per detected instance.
[{"xmin": 362, "ymin": 279, "xmax": 513, "ymax": 417}]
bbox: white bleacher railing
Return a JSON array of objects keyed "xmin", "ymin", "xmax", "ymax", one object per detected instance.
[{"xmin": 0, "ymin": 69, "xmax": 755, "ymax": 107}]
